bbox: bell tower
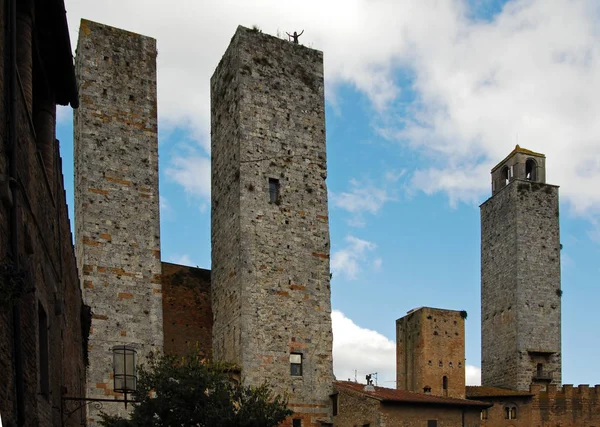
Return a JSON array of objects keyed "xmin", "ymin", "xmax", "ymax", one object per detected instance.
[{"xmin": 481, "ymin": 145, "xmax": 561, "ymax": 391}]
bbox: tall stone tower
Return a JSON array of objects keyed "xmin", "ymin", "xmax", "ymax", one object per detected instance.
[
  {"xmin": 74, "ymin": 20, "xmax": 163, "ymax": 423},
  {"xmin": 396, "ymin": 307, "xmax": 466, "ymax": 399},
  {"xmin": 211, "ymin": 27, "xmax": 334, "ymax": 425},
  {"xmin": 480, "ymin": 146, "xmax": 561, "ymax": 391}
]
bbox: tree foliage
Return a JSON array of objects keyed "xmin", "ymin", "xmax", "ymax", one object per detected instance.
[{"xmin": 99, "ymin": 353, "xmax": 292, "ymax": 427}]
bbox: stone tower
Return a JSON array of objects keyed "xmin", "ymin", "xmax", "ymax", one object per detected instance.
[
  {"xmin": 211, "ymin": 26, "xmax": 334, "ymax": 425},
  {"xmin": 74, "ymin": 20, "xmax": 163, "ymax": 423},
  {"xmin": 480, "ymin": 145, "xmax": 561, "ymax": 391},
  {"xmin": 396, "ymin": 307, "xmax": 466, "ymax": 399}
]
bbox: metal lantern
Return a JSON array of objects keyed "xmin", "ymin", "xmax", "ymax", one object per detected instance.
[{"xmin": 113, "ymin": 345, "xmax": 137, "ymax": 407}]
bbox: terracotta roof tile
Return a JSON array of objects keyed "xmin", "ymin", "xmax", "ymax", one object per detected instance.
[
  {"xmin": 335, "ymin": 381, "xmax": 491, "ymax": 408},
  {"xmin": 466, "ymin": 386, "xmax": 534, "ymax": 398}
]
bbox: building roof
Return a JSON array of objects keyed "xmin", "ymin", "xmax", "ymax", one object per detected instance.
[
  {"xmin": 335, "ymin": 381, "xmax": 491, "ymax": 408},
  {"xmin": 466, "ymin": 386, "xmax": 534, "ymax": 398},
  {"xmin": 491, "ymin": 144, "xmax": 545, "ymax": 173}
]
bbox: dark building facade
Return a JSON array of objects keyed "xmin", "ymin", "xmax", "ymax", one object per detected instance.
[{"xmin": 0, "ymin": 0, "xmax": 86, "ymax": 426}]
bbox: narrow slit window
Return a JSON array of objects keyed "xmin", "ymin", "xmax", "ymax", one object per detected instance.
[
  {"xmin": 442, "ymin": 376, "xmax": 448, "ymax": 396},
  {"xmin": 290, "ymin": 353, "xmax": 302, "ymax": 376},
  {"xmin": 269, "ymin": 178, "xmax": 280, "ymax": 203},
  {"xmin": 38, "ymin": 303, "xmax": 49, "ymax": 397},
  {"xmin": 331, "ymin": 393, "xmax": 338, "ymax": 416}
]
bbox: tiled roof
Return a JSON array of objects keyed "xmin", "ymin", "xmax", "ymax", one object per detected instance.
[
  {"xmin": 335, "ymin": 381, "xmax": 491, "ymax": 408},
  {"xmin": 466, "ymin": 386, "xmax": 534, "ymax": 398}
]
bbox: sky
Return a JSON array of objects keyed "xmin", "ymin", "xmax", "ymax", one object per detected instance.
[{"xmin": 57, "ymin": 0, "xmax": 600, "ymax": 388}]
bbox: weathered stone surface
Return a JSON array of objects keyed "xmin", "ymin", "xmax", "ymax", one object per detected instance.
[
  {"xmin": 74, "ymin": 19, "xmax": 163, "ymax": 424},
  {"xmin": 397, "ymin": 307, "xmax": 466, "ymax": 399},
  {"xmin": 211, "ymin": 26, "xmax": 334, "ymax": 425},
  {"xmin": 481, "ymin": 148, "xmax": 561, "ymax": 391}
]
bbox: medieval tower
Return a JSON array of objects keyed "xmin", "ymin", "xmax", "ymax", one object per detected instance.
[
  {"xmin": 480, "ymin": 146, "xmax": 561, "ymax": 391},
  {"xmin": 211, "ymin": 27, "xmax": 334, "ymax": 425},
  {"xmin": 396, "ymin": 307, "xmax": 466, "ymax": 399},
  {"xmin": 74, "ymin": 20, "xmax": 163, "ymax": 423}
]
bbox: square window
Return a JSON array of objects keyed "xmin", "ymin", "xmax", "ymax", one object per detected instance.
[
  {"xmin": 427, "ymin": 421, "xmax": 438, "ymax": 427},
  {"xmin": 290, "ymin": 353, "xmax": 302, "ymax": 376},
  {"xmin": 292, "ymin": 419, "xmax": 301, "ymax": 427}
]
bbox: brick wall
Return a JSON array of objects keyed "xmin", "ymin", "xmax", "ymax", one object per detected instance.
[
  {"xmin": 397, "ymin": 307, "xmax": 466, "ymax": 399},
  {"xmin": 0, "ymin": 1, "xmax": 86, "ymax": 425},
  {"xmin": 475, "ymin": 384, "xmax": 600, "ymax": 427},
  {"xmin": 161, "ymin": 262, "xmax": 212, "ymax": 357}
]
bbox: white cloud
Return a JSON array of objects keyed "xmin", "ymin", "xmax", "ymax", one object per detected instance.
[
  {"xmin": 165, "ymin": 155, "xmax": 211, "ymax": 208},
  {"xmin": 332, "ymin": 310, "xmax": 396, "ymax": 385},
  {"xmin": 331, "ymin": 235, "xmax": 376, "ymax": 280},
  {"xmin": 372, "ymin": 258, "xmax": 383, "ymax": 272},
  {"xmin": 167, "ymin": 253, "xmax": 193, "ymax": 267},
  {"xmin": 466, "ymin": 365, "xmax": 481, "ymax": 386},
  {"xmin": 331, "ymin": 179, "xmax": 392, "ymax": 215},
  {"xmin": 62, "ymin": 0, "xmax": 600, "ymax": 220},
  {"xmin": 332, "ymin": 310, "xmax": 483, "ymax": 387}
]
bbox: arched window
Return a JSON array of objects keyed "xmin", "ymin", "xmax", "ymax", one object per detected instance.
[
  {"xmin": 504, "ymin": 404, "xmax": 518, "ymax": 419},
  {"xmin": 501, "ymin": 166, "xmax": 511, "ymax": 185},
  {"xmin": 442, "ymin": 376, "xmax": 448, "ymax": 396},
  {"xmin": 526, "ymin": 158, "xmax": 537, "ymax": 181}
]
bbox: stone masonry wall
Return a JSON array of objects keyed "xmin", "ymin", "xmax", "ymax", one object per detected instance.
[
  {"xmin": 334, "ymin": 388, "xmax": 482, "ymax": 427},
  {"xmin": 481, "ymin": 178, "xmax": 561, "ymax": 391},
  {"xmin": 74, "ymin": 19, "xmax": 163, "ymax": 424},
  {"xmin": 397, "ymin": 308, "xmax": 466, "ymax": 399},
  {"xmin": 211, "ymin": 26, "xmax": 334, "ymax": 426},
  {"xmin": 481, "ymin": 183, "xmax": 519, "ymax": 390}
]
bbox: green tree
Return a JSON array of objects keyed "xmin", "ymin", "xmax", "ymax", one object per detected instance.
[{"xmin": 99, "ymin": 353, "xmax": 292, "ymax": 427}]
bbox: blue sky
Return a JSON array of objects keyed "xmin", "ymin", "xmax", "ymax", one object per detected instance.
[{"xmin": 59, "ymin": 0, "xmax": 600, "ymax": 387}]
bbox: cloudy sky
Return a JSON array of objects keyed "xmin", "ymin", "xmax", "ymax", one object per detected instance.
[{"xmin": 58, "ymin": 0, "xmax": 600, "ymax": 388}]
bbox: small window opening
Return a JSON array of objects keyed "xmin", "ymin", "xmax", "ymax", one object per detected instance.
[
  {"xmin": 269, "ymin": 178, "xmax": 280, "ymax": 203},
  {"xmin": 423, "ymin": 386, "xmax": 431, "ymax": 394},
  {"xmin": 442, "ymin": 376, "xmax": 448, "ymax": 396},
  {"xmin": 537, "ymin": 363, "xmax": 543, "ymax": 377},
  {"xmin": 526, "ymin": 159, "xmax": 537, "ymax": 181},
  {"xmin": 449, "ymin": 362, "xmax": 453, "ymax": 368},
  {"xmin": 481, "ymin": 409, "xmax": 488, "ymax": 420},
  {"xmin": 504, "ymin": 405, "xmax": 517, "ymax": 419},
  {"xmin": 38, "ymin": 303, "xmax": 49, "ymax": 397},
  {"xmin": 439, "ymin": 361, "xmax": 443, "ymax": 367},
  {"xmin": 331, "ymin": 393, "xmax": 339, "ymax": 416},
  {"xmin": 292, "ymin": 419, "xmax": 302, "ymax": 427},
  {"xmin": 290, "ymin": 353, "xmax": 302, "ymax": 376},
  {"xmin": 427, "ymin": 421, "xmax": 438, "ymax": 427}
]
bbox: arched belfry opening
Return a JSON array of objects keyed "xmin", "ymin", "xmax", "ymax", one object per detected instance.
[
  {"xmin": 490, "ymin": 146, "xmax": 546, "ymax": 195},
  {"xmin": 526, "ymin": 158, "xmax": 537, "ymax": 181},
  {"xmin": 501, "ymin": 166, "xmax": 511, "ymax": 186}
]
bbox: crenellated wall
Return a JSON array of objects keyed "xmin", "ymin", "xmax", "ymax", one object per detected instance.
[{"xmin": 530, "ymin": 383, "xmax": 600, "ymax": 426}]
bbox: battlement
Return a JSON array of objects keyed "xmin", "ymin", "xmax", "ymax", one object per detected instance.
[{"xmin": 530, "ymin": 383, "xmax": 600, "ymax": 398}]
